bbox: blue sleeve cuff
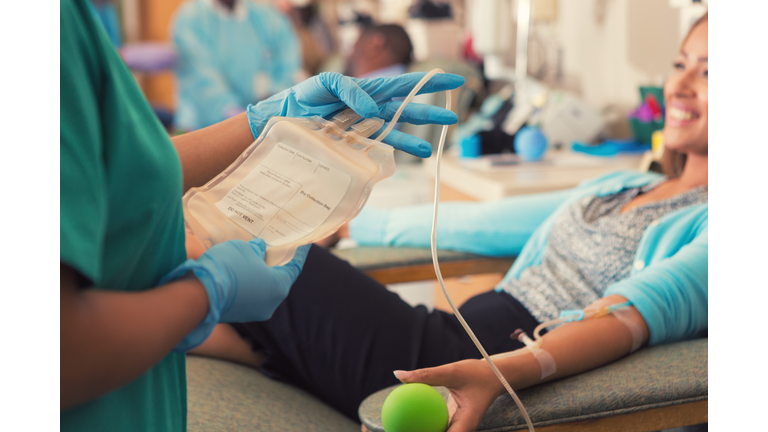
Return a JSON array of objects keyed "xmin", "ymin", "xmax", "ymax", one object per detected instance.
[
  {"xmin": 245, "ymin": 104, "xmax": 263, "ymax": 140},
  {"xmin": 349, "ymin": 207, "xmax": 392, "ymax": 246},
  {"xmin": 158, "ymin": 259, "xmax": 222, "ymax": 352}
]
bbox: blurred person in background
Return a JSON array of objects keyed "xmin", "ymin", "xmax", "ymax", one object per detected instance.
[
  {"xmin": 273, "ymin": 0, "xmax": 335, "ymax": 76},
  {"xmin": 171, "ymin": 0, "xmax": 304, "ymax": 131},
  {"xmin": 344, "ymin": 23, "xmax": 414, "ymax": 79}
]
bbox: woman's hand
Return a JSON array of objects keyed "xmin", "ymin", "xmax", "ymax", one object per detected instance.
[{"xmin": 393, "ymin": 359, "xmax": 505, "ymax": 432}]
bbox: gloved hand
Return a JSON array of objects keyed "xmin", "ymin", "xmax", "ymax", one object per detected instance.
[
  {"xmin": 160, "ymin": 239, "xmax": 311, "ymax": 351},
  {"xmin": 246, "ymin": 72, "xmax": 465, "ymax": 158}
]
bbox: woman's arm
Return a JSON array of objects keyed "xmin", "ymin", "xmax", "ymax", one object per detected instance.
[
  {"xmin": 171, "ymin": 113, "xmax": 254, "ymax": 193},
  {"xmin": 60, "ymin": 263, "xmax": 209, "ymax": 410},
  {"xmin": 349, "ymin": 187, "xmax": 574, "ymax": 257},
  {"xmin": 396, "ymin": 295, "xmax": 648, "ymax": 432}
]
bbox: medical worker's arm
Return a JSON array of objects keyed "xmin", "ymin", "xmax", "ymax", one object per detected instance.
[
  {"xmin": 397, "ymin": 295, "xmax": 649, "ymax": 432},
  {"xmin": 60, "ymin": 263, "xmax": 209, "ymax": 409},
  {"xmin": 172, "ymin": 7, "xmax": 244, "ymax": 127},
  {"xmin": 349, "ymin": 188, "xmax": 574, "ymax": 257},
  {"xmin": 171, "ymin": 72, "xmax": 464, "ymax": 192},
  {"xmin": 61, "ymin": 239, "xmax": 308, "ymax": 409},
  {"xmin": 172, "ymin": 112, "xmax": 254, "ymax": 193}
]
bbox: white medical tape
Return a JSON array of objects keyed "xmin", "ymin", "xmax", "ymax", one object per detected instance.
[
  {"xmin": 531, "ymin": 347, "xmax": 557, "ymax": 379},
  {"xmin": 517, "ymin": 332, "xmax": 557, "ymax": 379},
  {"xmin": 611, "ymin": 307, "xmax": 645, "ymax": 353}
]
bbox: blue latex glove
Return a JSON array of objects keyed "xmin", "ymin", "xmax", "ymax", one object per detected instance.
[
  {"xmin": 246, "ymin": 72, "xmax": 465, "ymax": 158},
  {"xmin": 160, "ymin": 239, "xmax": 311, "ymax": 351}
]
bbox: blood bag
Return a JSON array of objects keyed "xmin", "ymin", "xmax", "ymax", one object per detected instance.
[{"xmin": 183, "ymin": 109, "xmax": 395, "ymax": 266}]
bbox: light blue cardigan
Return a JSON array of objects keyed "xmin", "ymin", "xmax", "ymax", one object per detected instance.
[{"xmin": 349, "ymin": 171, "xmax": 708, "ymax": 346}]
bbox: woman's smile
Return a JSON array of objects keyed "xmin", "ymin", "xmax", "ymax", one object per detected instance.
[{"xmin": 666, "ymin": 101, "xmax": 701, "ymax": 126}]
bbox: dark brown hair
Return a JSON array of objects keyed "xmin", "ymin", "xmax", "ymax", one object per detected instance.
[
  {"xmin": 361, "ymin": 24, "xmax": 414, "ymax": 66},
  {"xmin": 661, "ymin": 12, "xmax": 707, "ymax": 178}
]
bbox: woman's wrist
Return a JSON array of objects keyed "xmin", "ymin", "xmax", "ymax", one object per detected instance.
[
  {"xmin": 491, "ymin": 349, "xmax": 544, "ymax": 395},
  {"xmin": 467, "ymin": 358, "xmax": 509, "ymax": 398}
]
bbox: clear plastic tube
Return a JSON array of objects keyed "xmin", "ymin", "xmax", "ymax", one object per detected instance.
[
  {"xmin": 531, "ymin": 302, "xmax": 635, "ymax": 343},
  {"xmin": 376, "ymin": 70, "xmax": 536, "ymax": 432},
  {"xmin": 533, "ymin": 317, "xmax": 569, "ymax": 342}
]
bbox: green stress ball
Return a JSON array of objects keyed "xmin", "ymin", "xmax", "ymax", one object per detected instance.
[{"xmin": 381, "ymin": 383, "xmax": 449, "ymax": 432}]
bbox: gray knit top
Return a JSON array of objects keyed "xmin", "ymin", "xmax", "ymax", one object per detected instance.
[{"xmin": 500, "ymin": 179, "xmax": 709, "ymax": 323}]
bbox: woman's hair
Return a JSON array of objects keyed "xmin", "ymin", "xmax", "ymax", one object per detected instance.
[{"xmin": 661, "ymin": 12, "xmax": 707, "ymax": 178}]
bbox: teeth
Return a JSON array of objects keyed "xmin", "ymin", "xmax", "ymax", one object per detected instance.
[{"xmin": 669, "ymin": 106, "xmax": 695, "ymax": 121}]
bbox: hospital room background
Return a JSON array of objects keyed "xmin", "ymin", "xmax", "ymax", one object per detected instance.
[
  {"xmin": 64, "ymin": 0, "xmax": 715, "ymax": 431},
  {"xmin": 100, "ymin": 0, "xmax": 708, "ymax": 309}
]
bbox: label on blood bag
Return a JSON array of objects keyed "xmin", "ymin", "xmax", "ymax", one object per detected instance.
[{"xmin": 216, "ymin": 142, "xmax": 351, "ymax": 246}]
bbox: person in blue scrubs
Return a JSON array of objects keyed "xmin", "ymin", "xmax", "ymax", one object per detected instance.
[{"xmin": 171, "ymin": 0, "xmax": 304, "ymax": 131}]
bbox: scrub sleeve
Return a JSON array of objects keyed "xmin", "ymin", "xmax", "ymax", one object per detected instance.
[
  {"xmin": 60, "ymin": 0, "xmax": 188, "ymax": 430},
  {"xmin": 232, "ymin": 245, "xmax": 541, "ymax": 421}
]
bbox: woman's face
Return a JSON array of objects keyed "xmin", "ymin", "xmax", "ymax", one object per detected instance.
[{"xmin": 663, "ymin": 21, "xmax": 708, "ymax": 155}]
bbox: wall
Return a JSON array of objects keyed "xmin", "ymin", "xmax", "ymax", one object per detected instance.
[{"xmin": 552, "ymin": 0, "xmax": 681, "ymax": 110}]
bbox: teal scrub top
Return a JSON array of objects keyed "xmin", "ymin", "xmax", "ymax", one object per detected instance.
[{"xmin": 60, "ymin": 0, "xmax": 188, "ymax": 430}]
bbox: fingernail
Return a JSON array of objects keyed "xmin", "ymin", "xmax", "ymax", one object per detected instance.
[{"xmin": 393, "ymin": 370, "xmax": 408, "ymax": 381}]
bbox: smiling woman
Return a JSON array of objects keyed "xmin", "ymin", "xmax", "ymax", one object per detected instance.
[{"xmin": 662, "ymin": 12, "xmax": 708, "ymax": 178}]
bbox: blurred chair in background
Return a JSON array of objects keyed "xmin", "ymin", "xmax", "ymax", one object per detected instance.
[{"xmin": 171, "ymin": 0, "xmax": 304, "ymax": 132}]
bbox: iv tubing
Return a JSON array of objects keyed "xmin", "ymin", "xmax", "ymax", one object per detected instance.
[
  {"xmin": 532, "ymin": 302, "xmax": 635, "ymax": 343},
  {"xmin": 375, "ymin": 69, "xmax": 537, "ymax": 432}
]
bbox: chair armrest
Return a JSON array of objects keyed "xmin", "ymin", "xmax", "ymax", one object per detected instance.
[
  {"xmin": 186, "ymin": 356, "xmax": 360, "ymax": 432},
  {"xmin": 359, "ymin": 338, "xmax": 708, "ymax": 432}
]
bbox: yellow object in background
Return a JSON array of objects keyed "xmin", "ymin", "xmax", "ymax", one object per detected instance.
[{"xmin": 651, "ymin": 130, "xmax": 665, "ymax": 157}]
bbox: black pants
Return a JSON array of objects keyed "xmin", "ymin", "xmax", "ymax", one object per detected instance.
[{"xmin": 232, "ymin": 245, "xmax": 540, "ymax": 421}]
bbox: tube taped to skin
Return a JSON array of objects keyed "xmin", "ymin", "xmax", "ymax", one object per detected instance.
[
  {"xmin": 532, "ymin": 348, "xmax": 556, "ymax": 379},
  {"xmin": 517, "ymin": 332, "xmax": 557, "ymax": 379},
  {"xmin": 611, "ymin": 308, "xmax": 645, "ymax": 353}
]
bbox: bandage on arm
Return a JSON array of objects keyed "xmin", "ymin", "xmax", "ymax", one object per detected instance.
[{"xmin": 490, "ymin": 295, "xmax": 650, "ymax": 391}]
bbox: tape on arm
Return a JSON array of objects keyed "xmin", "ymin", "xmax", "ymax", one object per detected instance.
[
  {"xmin": 610, "ymin": 307, "xmax": 645, "ymax": 353},
  {"xmin": 517, "ymin": 332, "xmax": 557, "ymax": 379}
]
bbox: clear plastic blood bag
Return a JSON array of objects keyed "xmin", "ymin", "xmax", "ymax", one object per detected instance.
[{"xmin": 183, "ymin": 109, "xmax": 395, "ymax": 266}]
